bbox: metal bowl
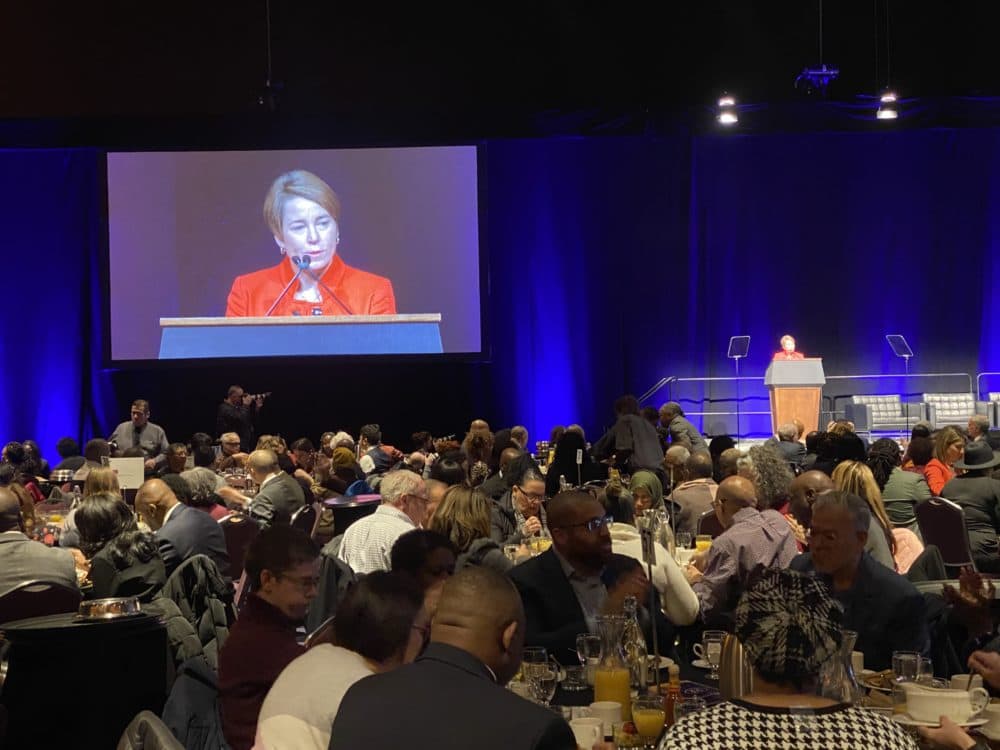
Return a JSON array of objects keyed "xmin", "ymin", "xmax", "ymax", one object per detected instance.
[{"xmin": 75, "ymin": 597, "xmax": 141, "ymax": 621}]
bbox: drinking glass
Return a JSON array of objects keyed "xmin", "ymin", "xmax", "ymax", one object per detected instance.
[
  {"xmin": 503, "ymin": 544, "xmax": 521, "ymax": 563},
  {"xmin": 530, "ymin": 663, "xmax": 559, "ymax": 706},
  {"xmin": 631, "ymin": 696, "xmax": 666, "ymax": 749},
  {"xmin": 699, "ymin": 630, "xmax": 726, "ymax": 680},
  {"xmin": 674, "ymin": 696, "xmax": 707, "ymax": 723},
  {"xmin": 695, "ymin": 534, "xmax": 712, "ymax": 553},
  {"xmin": 916, "ymin": 656, "xmax": 934, "ymax": 685},
  {"xmin": 522, "ymin": 646, "xmax": 549, "ymax": 683},
  {"xmin": 576, "ymin": 633, "xmax": 602, "ymax": 686},
  {"xmin": 675, "ymin": 532, "xmax": 692, "ymax": 550},
  {"xmin": 892, "ymin": 651, "xmax": 920, "ymax": 682}
]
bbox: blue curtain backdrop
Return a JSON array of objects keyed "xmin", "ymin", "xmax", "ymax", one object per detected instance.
[{"xmin": 3, "ymin": 129, "xmax": 1000, "ymax": 456}]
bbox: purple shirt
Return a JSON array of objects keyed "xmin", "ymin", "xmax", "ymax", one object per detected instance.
[{"xmin": 693, "ymin": 507, "xmax": 798, "ymax": 622}]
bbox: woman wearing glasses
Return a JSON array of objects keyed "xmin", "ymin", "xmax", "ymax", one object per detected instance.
[{"xmin": 490, "ymin": 466, "xmax": 550, "ymax": 546}]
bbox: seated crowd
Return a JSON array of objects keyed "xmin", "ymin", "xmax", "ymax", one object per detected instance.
[{"xmin": 4, "ymin": 392, "xmax": 1000, "ymax": 750}]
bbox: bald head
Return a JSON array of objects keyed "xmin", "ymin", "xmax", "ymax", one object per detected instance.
[
  {"xmin": 788, "ymin": 470, "xmax": 834, "ymax": 528},
  {"xmin": 432, "ymin": 566, "xmax": 525, "ymax": 684},
  {"xmin": 546, "ymin": 489, "xmax": 595, "ymax": 529},
  {"xmin": 0, "ymin": 487, "xmax": 23, "ymax": 532},
  {"xmin": 715, "ymin": 475, "xmax": 757, "ymax": 529},
  {"xmin": 686, "ymin": 450, "xmax": 714, "ymax": 480},
  {"xmin": 470, "ymin": 419, "xmax": 490, "ymax": 433},
  {"xmin": 248, "ymin": 448, "xmax": 279, "ymax": 475},
  {"xmin": 134, "ymin": 478, "xmax": 179, "ymax": 531},
  {"xmin": 499, "ymin": 447, "xmax": 522, "ymax": 474},
  {"xmin": 718, "ymin": 448, "xmax": 742, "ymax": 479}
]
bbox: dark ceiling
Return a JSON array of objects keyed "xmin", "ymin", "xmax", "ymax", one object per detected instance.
[{"xmin": 1, "ymin": 1, "xmax": 996, "ymax": 139}]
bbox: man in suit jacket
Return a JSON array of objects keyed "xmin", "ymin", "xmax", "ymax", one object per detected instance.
[
  {"xmin": 136, "ymin": 478, "xmax": 231, "ymax": 579},
  {"xmin": 772, "ymin": 423, "xmax": 806, "ymax": 468},
  {"xmin": 507, "ymin": 491, "xmax": 651, "ymax": 665},
  {"xmin": 245, "ymin": 449, "xmax": 305, "ymax": 527},
  {"xmin": 329, "ymin": 566, "xmax": 575, "ymax": 750},
  {"xmin": 0, "ymin": 488, "xmax": 80, "ymax": 598},
  {"xmin": 790, "ymin": 489, "xmax": 928, "ymax": 670}
]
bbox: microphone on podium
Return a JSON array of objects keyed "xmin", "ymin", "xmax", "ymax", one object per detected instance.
[{"xmin": 264, "ymin": 255, "xmax": 311, "ymax": 317}]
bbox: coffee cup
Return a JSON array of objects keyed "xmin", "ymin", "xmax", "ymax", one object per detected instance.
[
  {"xmin": 588, "ymin": 701, "xmax": 622, "ymax": 738},
  {"xmin": 950, "ymin": 674, "xmax": 984, "ymax": 691},
  {"xmin": 569, "ymin": 717, "xmax": 604, "ymax": 748},
  {"xmin": 903, "ymin": 683, "xmax": 989, "ymax": 724},
  {"xmin": 982, "ymin": 704, "xmax": 1000, "ymax": 735}
]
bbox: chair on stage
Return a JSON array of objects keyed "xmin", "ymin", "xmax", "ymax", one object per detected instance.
[
  {"xmin": 0, "ymin": 580, "xmax": 82, "ymax": 624},
  {"xmin": 915, "ymin": 497, "xmax": 977, "ymax": 576},
  {"xmin": 987, "ymin": 392, "xmax": 1000, "ymax": 429},
  {"xmin": 923, "ymin": 392, "xmax": 992, "ymax": 430},
  {"xmin": 843, "ymin": 395, "xmax": 926, "ymax": 435},
  {"xmin": 696, "ymin": 509, "xmax": 725, "ymax": 539}
]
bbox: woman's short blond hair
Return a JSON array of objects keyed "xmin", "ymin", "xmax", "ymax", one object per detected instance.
[{"xmin": 263, "ymin": 170, "xmax": 342, "ymax": 237}]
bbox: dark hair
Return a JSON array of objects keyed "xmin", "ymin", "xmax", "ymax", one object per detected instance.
[
  {"xmin": 411, "ymin": 431, "xmax": 433, "ymax": 452},
  {"xmin": 290, "ymin": 437, "xmax": 315, "ymax": 454},
  {"xmin": 640, "ymin": 406, "xmax": 660, "ymax": 426},
  {"xmin": 160, "ymin": 473, "xmax": 192, "ymax": 503},
  {"xmin": 390, "ymin": 529, "xmax": 457, "ymax": 579},
  {"xmin": 2, "ymin": 442, "xmax": 26, "ymax": 465},
  {"xmin": 84, "ymin": 438, "xmax": 111, "ymax": 463},
  {"xmin": 549, "ymin": 425, "xmax": 566, "ymax": 445},
  {"xmin": 599, "ymin": 486, "xmax": 634, "ymax": 526},
  {"xmin": 191, "ymin": 446, "xmax": 214, "ymax": 468},
  {"xmin": 245, "ymin": 524, "xmax": 320, "ymax": 588},
  {"xmin": 190, "ymin": 432, "xmax": 214, "ymax": 449},
  {"xmin": 601, "ymin": 553, "xmax": 642, "ymax": 589},
  {"xmin": 76, "ymin": 492, "xmax": 159, "ymax": 566},
  {"xmin": 867, "ymin": 439, "xmax": 901, "ymax": 490},
  {"xmin": 332, "ymin": 571, "xmax": 424, "ymax": 663},
  {"xmin": 614, "ymin": 395, "xmax": 640, "ymax": 417},
  {"xmin": 121, "ymin": 446, "xmax": 145, "ymax": 459},
  {"xmin": 166, "ymin": 442, "xmax": 187, "ymax": 458},
  {"xmin": 709, "ymin": 435, "xmax": 735, "ymax": 458},
  {"xmin": 546, "ymin": 431, "xmax": 587, "ymax": 495},
  {"xmin": 360, "ymin": 424, "xmax": 382, "ymax": 444},
  {"xmin": 56, "ymin": 436, "xmax": 81, "ymax": 458},
  {"xmin": 907, "ymin": 436, "xmax": 934, "ymax": 467},
  {"xmin": 911, "ymin": 424, "xmax": 932, "ymax": 440},
  {"xmin": 429, "ymin": 455, "xmax": 466, "ymax": 485}
]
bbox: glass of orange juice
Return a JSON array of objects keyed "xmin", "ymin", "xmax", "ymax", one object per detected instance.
[
  {"xmin": 632, "ymin": 695, "xmax": 666, "ymax": 748},
  {"xmin": 695, "ymin": 534, "xmax": 712, "ymax": 553}
]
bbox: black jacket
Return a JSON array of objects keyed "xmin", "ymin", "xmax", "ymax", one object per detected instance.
[
  {"xmin": 329, "ymin": 642, "xmax": 575, "ymax": 750},
  {"xmin": 157, "ymin": 504, "xmax": 231, "ymax": 580}
]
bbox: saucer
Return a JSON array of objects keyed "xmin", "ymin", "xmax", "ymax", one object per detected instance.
[
  {"xmin": 892, "ymin": 714, "xmax": 989, "ymax": 729},
  {"xmin": 691, "ymin": 659, "xmax": 711, "ymax": 669}
]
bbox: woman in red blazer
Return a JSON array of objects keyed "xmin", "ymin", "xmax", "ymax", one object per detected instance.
[{"xmin": 225, "ymin": 169, "xmax": 396, "ymax": 317}]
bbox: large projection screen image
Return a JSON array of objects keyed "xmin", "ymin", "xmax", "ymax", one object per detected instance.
[{"xmin": 107, "ymin": 146, "xmax": 482, "ymax": 360}]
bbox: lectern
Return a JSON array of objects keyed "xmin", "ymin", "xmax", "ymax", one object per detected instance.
[
  {"xmin": 764, "ymin": 358, "xmax": 826, "ymax": 435},
  {"xmin": 158, "ymin": 314, "xmax": 443, "ymax": 359}
]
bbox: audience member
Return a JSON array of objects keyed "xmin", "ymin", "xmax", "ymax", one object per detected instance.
[
  {"xmin": 786, "ymin": 470, "xmax": 834, "ymax": 547},
  {"xmin": 662, "ymin": 445, "xmax": 690, "ymax": 493},
  {"xmin": 329, "ymin": 567, "xmax": 576, "ymax": 749},
  {"xmin": 902, "ymin": 435, "xmax": 934, "ymax": 475},
  {"xmin": 338, "ymin": 470, "xmax": 428, "ymax": 574},
  {"xmin": 684, "ymin": 476, "xmax": 797, "ymax": 627},
  {"xmin": 659, "ymin": 401, "xmax": 708, "ymax": 451},
  {"xmin": 256, "ymin": 571, "xmax": 427, "ymax": 750},
  {"xmin": 423, "ymin": 478, "xmax": 449, "ymax": 524},
  {"xmin": 544, "ymin": 430, "xmax": 604, "ymax": 496},
  {"xmin": 602, "ymin": 487, "xmax": 699, "ymax": 627},
  {"xmin": 662, "ymin": 567, "xmax": 916, "ymax": 750},
  {"xmin": 180, "ymin": 467, "xmax": 231, "ymax": 520},
  {"xmin": 76, "ymin": 492, "xmax": 165, "ymax": 600},
  {"xmin": 429, "ymin": 485, "xmax": 513, "ymax": 573},
  {"xmin": 359, "ymin": 424, "xmax": 397, "ymax": 476},
  {"xmin": 158, "ymin": 442, "xmax": 189, "ymax": 476},
  {"xmin": 941, "ymin": 442, "xmax": 1000, "ymax": 573},
  {"xmin": 802, "ymin": 430, "xmax": 824, "ymax": 470},
  {"xmin": 216, "ymin": 385, "xmax": 261, "ymax": 453},
  {"xmin": 832, "ymin": 461, "xmax": 898, "ymax": 571},
  {"xmin": 390, "ymin": 529, "xmax": 457, "ymax": 589},
  {"xmin": 969, "ymin": 414, "xmax": 991, "ymax": 443},
  {"xmin": 771, "ymin": 422, "xmax": 806, "ymax": 468},
  {"xmin": 428, "ymin": 454, "xmax": 466, "ymax": 486},
  {"xmin": 135, "ymin": 477, "xmax": 230, "ymax": 578},
  {"xmin": 630, "ymin": 469, "xmax": 666, "ymax": 515},
  {"xmin": 217, "ymin": 431, "xmax": 249, "ymax": 471},
  {"xmin": 479, "ymin": 447, "xmax": 521, "ymax": 501},
  {"xmin": 491, "ymin": 466, "xmax": 549, "ymax": 546},
  {"xmin": 925, "ymin": 426, "xmax": 966, "ymax": 496},
  {"xmin": 670, "ymin": 451, "xmax": 718, "ymax": 536},
  {"xmin": 791, "ymin": 491, "xmax": 928, "ymax": 670},
  {"xmin": 509, "ymin": 425, "xmax": 529, "ymax": 452},
  {"xmin": 868, "ymin": 438, "xmax": 931, "ymax": 507},
  {"xmin": 508, "ymin": 490, "xmax": 634, "ymax": 663},
  {"xmin": 246, "ymin": 448, "xmax": 306, "ymax": 526},
  {"xmin": 743, "ymin": 443, "xmax": 794, "ymax": 510},
  {"xmin": 219, "ymin": 525, "xmax": 320, "ymax": 750},
  {"xmin": 108, "ymin": 399, "xmax": 169, "ymax": 471},
  {"xmin": 716, "ymin": 447, "xmax": 741, "ymax": 482},
  {"xmin": 708, "ymin": 435, "xmax": 736, "ymax": 483},
  {"xmin": 593, "ymin": 394, "xmax": 664, "ymax": 474},
  {"xmin": 0, "ymin": 487, "xmax": 79, "ymax": 598},
  {"xmin": 72, "ymin": 438, "xmax": 112, "ymax": 481},
  {"xmin": 52, "ymin": 436, "xmax": 85, "ymax": 473}
]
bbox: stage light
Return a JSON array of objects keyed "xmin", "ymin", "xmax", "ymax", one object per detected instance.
[
  {"xmin": 876, "ymin": 89, "xmax": 898, "ymax": 120},
  {"xmin": 717, "ymin": 95, "xmax": 738, "ymax": 126}
]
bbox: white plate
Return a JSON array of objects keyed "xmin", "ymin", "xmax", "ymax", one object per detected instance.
[
  {"xmin": 892, "ymin": 714, "xmax": 989, "ymax": 729},
  {"xmin": 691, "ymin": 659, "xmax": 711, "ymax": 669},
  {"xmin": 649, "ymin": 655, "xmax": 676, "ymax": 669}
]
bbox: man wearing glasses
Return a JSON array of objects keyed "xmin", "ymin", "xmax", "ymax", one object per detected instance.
[{"xmin": 508, "ymin": 490, "xmax": 647, "ymax": 664}]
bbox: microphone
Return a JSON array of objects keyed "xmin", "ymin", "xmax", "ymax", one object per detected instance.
[
  {"xmin": 263, "ymin": 255, "xmax": 311, "ymax": 317},
  {"xmin": 300, "ymin": 258, "xmax": 355, "ymax": 315}
]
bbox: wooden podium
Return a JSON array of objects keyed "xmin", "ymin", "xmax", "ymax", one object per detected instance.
[{"xmin": 764, "ymin": 358, "xmax": 826, "ymax": 435}]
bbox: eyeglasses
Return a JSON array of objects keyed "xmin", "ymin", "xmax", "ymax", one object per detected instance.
[
  {"xmin": 516, "ymin": 486, "xmax": 544, "ymax": 502},
  {"xmin": 554, "ymin": 515, "xmax": 613, "ymax": 533}
]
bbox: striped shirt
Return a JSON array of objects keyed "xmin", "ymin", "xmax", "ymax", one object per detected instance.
[{"xmin": 336, "ymin": 504, "xmax": 416, "ymax": 574}]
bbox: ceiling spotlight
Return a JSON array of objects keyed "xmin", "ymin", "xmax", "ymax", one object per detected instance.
[
  {"xmin": 717, "ymin": 95, "xmax": 738, "ymax": 126},
  {"xmin": 876, "ymin": 90, "xmax": 898, "ymax": 120}
]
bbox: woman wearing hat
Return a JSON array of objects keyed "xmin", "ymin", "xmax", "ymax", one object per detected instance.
[
  {"xmin": 661, "ymin": 567, "xmax": 915, "ymax": 749},
  {"xmin": 940, "ymin": 441, "xmax": 1000, "ymax": 573}
]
